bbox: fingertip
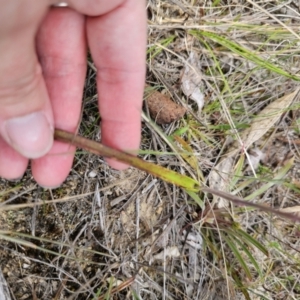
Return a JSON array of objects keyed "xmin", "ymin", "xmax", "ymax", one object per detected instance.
[
  {"xmin": 105, "ymin": 158, "xmax": 130, "ymax": 170},
  {"xmin": 0, "ymin": 137, "xmax": 28, "ymax": 180},
  {"xmin": 0, "ymin": 59, "xmax": 55, "ymax": 160},
  {"xmin": 2, "ymin": 111, "xmax": 54, "ymax": 159},
  {"xmin": 32, "ymin": 141, "xmax": 75, "ymax": 188},
  {"xmin": 67, "ymin": 0, "xmax": 124, "ymax": 16}
]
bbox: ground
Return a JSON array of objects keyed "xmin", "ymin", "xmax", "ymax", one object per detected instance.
[{"xmin": 1, "ymin": 1, "xmax": 300, "ymax": 299}]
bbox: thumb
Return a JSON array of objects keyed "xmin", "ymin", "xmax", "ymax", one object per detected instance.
[
  {"xmin": 0, "ymin": 66, "xmax": 54, "ymax": 159},
  {"xmin": 0, "ymin": 5, "xmax": 54, "ymax": 159}
]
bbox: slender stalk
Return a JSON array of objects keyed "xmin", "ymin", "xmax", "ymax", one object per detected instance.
[
  {"xmin": 54, "ymin": 129, "xmax": 200, "ymax": 192},
  {"xmin": 54, "ymin": 129, "xmax": 300, "ymax": 222},
  {"xmin": 202, "ymin": 186, "xmax": 300, "ymax": 223}
]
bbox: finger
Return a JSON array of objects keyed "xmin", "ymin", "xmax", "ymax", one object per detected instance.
[
  {"xmin": 0, "ymin": 2, "xmax": 54, "ymax": 159},
  {"xmin": 0, "ymin": 136, "xmax": 28, "ymax": 180},
  {"xmin": 64, "ymin": 0, "xmax": 124, "ymax": 16},
  {"xmin": 87, "ymin": 0, "xmax": 146, "ymax": 169},
  {"xmin": 32, "ymin": 8, "xmax": 86, "ymax": 187}
]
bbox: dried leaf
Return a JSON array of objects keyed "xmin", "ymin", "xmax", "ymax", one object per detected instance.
[
  {"xmin": 241, "ymin": 88, "xmax": 300, "ymax": 147},
  {"xmin": 173, "ymin": 135, "xmax": 198, "ymax": 170},
  {"xmin": 181, "ymin": 51, "xmax": 205, "ymax": 112},
  {"xmin": 209, "ymin": 155, "xmax": 236, "ymax": 208},
  {"xmin": 181, "ymin": 229, "xmax": 203, "ymax": 250},
  {"xmin": 144, "ymin": 85, "xmax": 186, "ymax": 124},
  {"xmin": 153, "ymin": 246, "xmax": 180, "ymax": 260},
  {"xmin": 209, "ymin": 88, "xmax": 300, "ymax": 207},
  {"xmin": 279, "ymin": 206, "xmax": 300, "ymax": 214}
]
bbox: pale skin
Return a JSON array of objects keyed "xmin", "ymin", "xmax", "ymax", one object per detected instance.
[{"xmin": 0, "ymin": 0, "xmax": 146, "ymax": 187}]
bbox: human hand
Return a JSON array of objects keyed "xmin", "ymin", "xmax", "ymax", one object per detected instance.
[{"xmin": 0, "ymin": 0, "xmax": 146, "ymax": 187}]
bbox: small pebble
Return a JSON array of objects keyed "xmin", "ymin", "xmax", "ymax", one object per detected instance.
[{"xmin": 88, "ymin": 170, "xmax": 97, "ymax": 178}]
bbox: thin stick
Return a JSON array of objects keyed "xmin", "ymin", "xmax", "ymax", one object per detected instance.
[
  {"xmin": 202, "ymin": 186, "xmax": 300, "ymax": 223},
  {"xmin": 54, "ymin": 129, "xmax": 200, "ymax": 191},
  {"xmin": 54, "ymin": 129, "xmax": 300, "ymax": 223}
]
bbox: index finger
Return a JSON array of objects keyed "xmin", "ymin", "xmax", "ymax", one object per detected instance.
[{"xmin": 86, "ymin": 0, "xmax": 146, "ymax": 169}]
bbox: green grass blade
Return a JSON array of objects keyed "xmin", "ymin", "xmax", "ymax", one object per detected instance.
[
  {"xmin": 147, "ymin": 35, "xmax": 176, "ymax": 60},
  {"xmin": 185, "ymin": 190, "xmax": 204, "ymax": 209},
  {"xmin": 0, "ymin": 185, "xmax": 22, "ymax": 198},
  {"xmin": 230, "ymin": 268, "xmax": 251, "ymax": 300},
  {"xmin": 222, "ymin": 233, "xmax": 252, "ymax": 280},
  {"xmin": 203, "ymin": 230, "xmax": 223, "ymax": 260},
  {"xmin": 130, "ymin": 288, "xmax": 141, "ymax": 300},
  {"xmin": 231, "ymin": 178, "xmax": 257, "ymax": 195},
  {"xmin": 105, "ymin": 277, "xmax": 114, "ymax": 300},
  {"xmin": 231, "ymin": 233, "xmax": 263, "ymax": 278},
  {"xmin": 246, "ymin": 157, "xmax": 294, "ymax": 200},
  {"xmin": 235, "ymin": 229, "xmax": 269, "ymax": 257},
  {"xmin": 190, "ymin": 30, "xmax": 300, "ymax": 81},
  {"xmin": 230, "ymin": 154, "xmax": 245, "ymax": 188}
]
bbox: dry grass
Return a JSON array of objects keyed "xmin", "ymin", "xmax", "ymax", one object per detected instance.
[{"xmin": 2, "ymin": 1, "xmax": 300, "ymax": 299}]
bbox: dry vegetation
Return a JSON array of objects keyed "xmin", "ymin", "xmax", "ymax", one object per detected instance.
[{"xmin": 2, "ymin": 1, "xmax": 300, "ymax": 299}]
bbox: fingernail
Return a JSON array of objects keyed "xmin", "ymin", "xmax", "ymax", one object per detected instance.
[{"xmin": 4, "ymin": 112, "xmax": 53, "ymax": 159}]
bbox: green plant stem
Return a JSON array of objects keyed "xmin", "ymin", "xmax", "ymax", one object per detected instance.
[
  {"xmin": 54, "ymin": 129, "xmax": 300, "ymax": 222},
  {"xmin": 54, "ymin": 129, "xmax": 200, "ymax": 192}
]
